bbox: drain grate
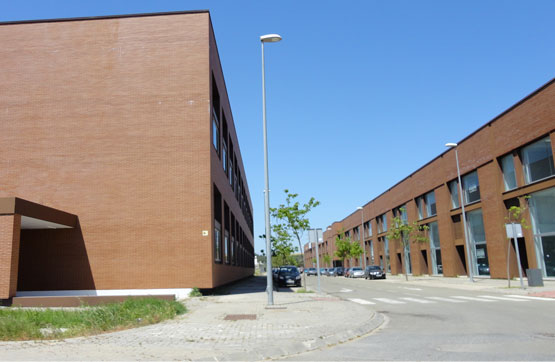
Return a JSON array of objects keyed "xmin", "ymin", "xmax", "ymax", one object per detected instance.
[{"xmin": 224, "ymin": 314, "xmax": 257, "ymax": 321}]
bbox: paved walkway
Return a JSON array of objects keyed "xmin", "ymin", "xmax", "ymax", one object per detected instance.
[
  {"xmin": 0, "ymin": 277, "xmax": 383, "ymax": 361},
  {"xmin": 371, "ymin": 273, "xmax": 555, "ymax": 297}
]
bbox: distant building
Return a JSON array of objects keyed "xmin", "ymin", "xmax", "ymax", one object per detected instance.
[
  {"xmin": 306, "ymin": 79, "xmax": 555, "ymax": 280},
  {"xmin": 0, "ymin": 11, "xmax": 254, "ymax": 302}
]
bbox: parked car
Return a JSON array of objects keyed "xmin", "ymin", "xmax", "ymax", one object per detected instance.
[
  {"xmin": 365, "ymin": 265, "xmax": 386, "ymax": 279},
  {"xmin": 327, "ymin": 268, "xmax": 336, "ymax": 276},
  {"xmin": 334, "ymin": 267, "xmax": 344, "ymax": 276},
  {"xmin": 276, "ymin": 266, "xmax": 302, "ymax": 287},
  {"xmin": 350, "ymin": 267, "xmax": 365, "ymax": 278},
  {"xmin": 305, "ymin": 267, "xmax": 317, "ymax": 276},
  {"xmin": 320, "ymin": 268, "xmax": 327, "ymax": 276},
  {"xmin": 344, "ymin": 268, "xmax": 353, "ymax": 278}
]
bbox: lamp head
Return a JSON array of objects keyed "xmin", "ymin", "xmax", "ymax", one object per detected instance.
[
  {"xmin": 357, "ymin": 206, "xmax": 363, "ymax": 210},
  {"xmin": 445, "ymin": 143, "xmax": 458, "ymax": 148},
  {"xmin": 260, "ymin": 34, "xmax": 282, "ymax": 43}
]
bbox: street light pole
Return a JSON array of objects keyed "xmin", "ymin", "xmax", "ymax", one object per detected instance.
[
  {"xmin": 261, "ymin": 34, "xmax": 282, "ymax": 306},
  {"xmin": 358, "ymin": 206, "xmax": 367, "ymax": 268},
  {"xmin": 446, "ymin": 143, "xmax": 474, "ymax": 283}
]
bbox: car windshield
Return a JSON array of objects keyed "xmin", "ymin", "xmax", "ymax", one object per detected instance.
[
  {"xmin": 280, "ymin": 267, "xmax": 298, "ymax": 273},
  {"xmin": 368, "ymin": 266, "xmax": 381, "ymax": 271},
  {"xmin": 352, "ymin": 267, "xmax": 362, "ymax": 271}
]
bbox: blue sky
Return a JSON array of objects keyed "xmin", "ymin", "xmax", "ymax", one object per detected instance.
[{"xmin": 2, "ymin": 1, "xmax": 555, "ymax": 254}]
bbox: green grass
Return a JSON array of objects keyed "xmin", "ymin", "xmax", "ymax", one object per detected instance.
[
  {"xmin": 295, "ymin": 288, "xmax": 314, "ymax": 293},
  {"xmin": 189, "ymin": 287, "xmax": 202, "ymax": 297},
  {"xmin": 0, "ymin": 298, "xmax": 186, "ymax": 341}
]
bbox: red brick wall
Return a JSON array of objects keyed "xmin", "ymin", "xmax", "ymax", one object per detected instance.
[
  {"xmin": 324, "ymin": 80, "xmax": 555, "ymax": 279},
  {"xmin": 0, "ymin": 215, "xmax": 20, "ymax": 298},
  {"xmin": 0, "ymin": 12, "xmax": 249, "ymax": 290}
]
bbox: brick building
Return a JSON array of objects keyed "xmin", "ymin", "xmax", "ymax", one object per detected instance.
[
  {"xmin": 306, "ymin": 78, "xmax": 555, "ymax": 280},
  {"xmin": 0, "ymin": 11, "xmax": 254, "ymax": 302}
]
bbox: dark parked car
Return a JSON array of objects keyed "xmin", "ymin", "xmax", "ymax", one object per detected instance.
[
  {"xmin": 365, "ymin": 265, "xmax": 386, "ymax": 279},
  {"xmin": 276, "ymin": 266, "xmax": 302, "ymax": 287},
  {"xmin": 334, "ymin": 267, "xmax": 344, "ymax": 276}
]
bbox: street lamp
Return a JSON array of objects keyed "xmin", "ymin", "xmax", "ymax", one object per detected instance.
[
  {"xmin": 446, "ymin": 142, "xmax": 474, "ymax": 282},
  {"xmin": 261, "ymin": 33, "xmax": 282, "ymax": 306},
  {"xmin": 357, "ymin": 206, "xmax": 367, "ymax": 268}
]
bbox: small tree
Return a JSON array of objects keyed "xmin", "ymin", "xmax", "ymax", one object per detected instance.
[
  {"xmin": 505, "ymin": 196, "xmax": 530, "ymax": 288},
  {"xmin": 323, "ymin": 253, "xmax": 332, "ymax": 268},
  {"xmin": 387, "ymin": 208, "xmax": 428, "ymax": 281},
  {"xmin": 334, "ymin": 229, "xmax": 351, "ymax": 268},
  {"xmin": 350, "ymin": 242, "xmax": 364, "ymax": 267},
  {"xmin": 312, "ymin": 257, "xmax": 317, "ymax": 267},
  {"xmin": 271, "ymin": 189, "xmax": 320, "ymax": 289}
]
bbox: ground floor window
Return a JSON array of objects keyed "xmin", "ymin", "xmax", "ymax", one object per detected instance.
[
  {"xmin": 224, "ymin": 230, "xmax": 230, "ymax": 264},
  {"xmin": 214, "ymin": 221, "xmax": 222, "ymax": 262},
  {"xmin": 466, "ymin": 209, "xmax": 490, "ymax": 276},
  {"xmin": 529, "ymin": 187, "xmax": 555, "ymax": 277},
  {"xmin": 404, "ymin": 240, "xmax": 412, "ymax": 275},
  {"xmin": 429, "ymin": 221, "xmax": 443, "ymax": 275}
]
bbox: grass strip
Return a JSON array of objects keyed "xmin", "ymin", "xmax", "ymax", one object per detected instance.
[{"xmin": 0, "ymin": 298, "xmax": 186, "ymax": 341}]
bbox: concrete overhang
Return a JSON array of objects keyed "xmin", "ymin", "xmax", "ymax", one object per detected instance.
[{"xmin": 0, "ymin": 197, "xmax": 77, "ymax": 229}]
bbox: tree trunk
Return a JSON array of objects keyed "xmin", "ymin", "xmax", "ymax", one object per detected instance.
[{"xmin": 297, "ymin": 240, "xmax": 306, "ymax": 289}]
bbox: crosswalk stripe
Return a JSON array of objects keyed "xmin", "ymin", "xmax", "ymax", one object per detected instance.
[
  {"xmin": 400, "ymin": 297, "xmax": 435, "ymax": 304},
  {"xmin": 506, "ymin": 294, "xmax": 555, "ymax": 301},
  {"xmin": 348, "ymin": 298, "xmax": 375, "ymax": 305},
  {"xmin": 374, "ymin": 298, "xmax": 406, "ymax": 304},
  {"xmin": 426, "ymin": 296, "xmax": 466, "ymax": 303},
  {"xmin": 479, "ymin": 295, "xmax": 528, "ymax": 302},
  {"xmin": 453, "ymin": 296, "xmax": 496, "ymax": 302}
]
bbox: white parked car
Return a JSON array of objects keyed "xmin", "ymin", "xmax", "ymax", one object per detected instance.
[{"xmin": 350, "ymin": 267, "xmax": 365, "ymax": 278}]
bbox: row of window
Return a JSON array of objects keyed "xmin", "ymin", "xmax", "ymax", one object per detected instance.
[
  {"xmin": 212, "ymin": 76, "xmax": 254, "ymax": 233},
  {"xmin": 213, "ymin": 185, "xmax": 254, "ymax": 268}
]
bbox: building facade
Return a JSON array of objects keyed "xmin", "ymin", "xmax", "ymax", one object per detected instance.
[
  {"xmin": 0, "ymin": 11, "xmax": 254, "ymax": 301},
  {"xmin": 306, "ymin": 79, "xmax": 555, "ymax": 279}
]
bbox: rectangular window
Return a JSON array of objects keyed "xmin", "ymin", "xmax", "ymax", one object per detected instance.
[
  {"xmin": 212, "ymin": 111, "xmax": 219, "ymax": 155},
  {"xmin": 214, "ymin": 220, "xmax": 222, "ymax": 262},
  {"xmin": 449, "ymin": 180, "xmax": 460, "ymax": 208},
  {"xmin": 364, "ymin": 221, "xmax": 372, "ymax": 237},
  {"xmin": 500, "ymin": 154, "xmax": 517, "ymax": 191},
  {"xmin": 462, "ymin": 171, "xmax": 481, "ymax": 205},
  {"xmin": 229, "ymin": 142, "xmax": 234, "ymax": 185},
  {"xmin": 381, "ymin": 214, "xmax": 387, "ymax": 232},
  {"xmin": 354, "ymin": 226, "xmax": 360, "ymax": 240},
  {"xmin": 466, "ymin": 209, "xmax": 489, "ymax": 276},
  {"xmin": 416, "ymin": 197, "xmax": 424, "ymax": 219},
  {"xmin": 529, "ymin": 187, "xmax": 555, "ymax": 277},
  {"xmin": 222, "ymin": 140, "xmax": 227, "ymax": 175},
  {"xmin": 425, "ymin": 191, "xmax": 436, "ymax": 217},
  {"xmin": 429, "ymin": 221, "xmax": 442, "ymax": 275},
  {"xmin": 522, "ymin": 136, "xmax": 555, "ymax": 184}
]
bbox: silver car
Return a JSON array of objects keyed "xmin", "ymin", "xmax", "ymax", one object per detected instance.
[{"xmin": 350, "ymin": 267, "xmax": 365, "ymax": 278}]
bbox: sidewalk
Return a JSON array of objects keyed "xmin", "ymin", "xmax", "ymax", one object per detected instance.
[
  {"xmin": 0, "ymin": 276, "xmax": 384, "ymax": 361},
  {"xmin": 380, "ymin": 273, "xmax": 555, "ymax": 297}
]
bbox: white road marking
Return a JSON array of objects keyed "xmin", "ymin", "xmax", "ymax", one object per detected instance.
[
  {"xmin": 426, "ymin": 297, "xmax": 466, "ymax": 303},
  {"xmin": 479, "ymin": 295, "xmax": 528, "ymax": 302},
  {"xmin": 402, "ymin": 287, "xmax": 423, "ymax": 291},
  {"xmin": 453, "ymin": 296, "xmax": 496, "ymax": 302},
  {"xmin": 340, "ymin": 288, "xmax": 353, "ymax": 293},
  {"xmin": 506, "ymin": 294, "xmax": 555, "ymax": 301},
  {"xmin": 374, "ymin": 298, "xmax": 406, "ymax": 304},
  {"xmin": 349, "ymin": 298, "xmax": 375, "ymax": 305},
  {"xmin": 400, "ymin": 297, "xmax": 435, "ymax": 304}
]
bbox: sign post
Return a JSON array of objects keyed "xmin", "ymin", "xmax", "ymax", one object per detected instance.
[
  {"xmin": 505, "ymin": 223, "xmax": 524, "ymax": 289},
  {"xmin": 309, "ymin": 228, "xmax": 323, "ymax": 293}
]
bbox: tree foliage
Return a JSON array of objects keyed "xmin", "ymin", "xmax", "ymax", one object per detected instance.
[
  {"xmin": 323, "ymin": 253, "xmax": 332, "ymax": 267},
  {"xmin": 350, "ymin": 241, "xmax": 364, "ymax": 266},
  {"xmin": 271, "ymin": 189, "xmax": 320, "ymax": 286},
  {"xmin": 386, "ymin": 208, "xmax": 428, "ymax": 281},
  {"xmin": 334, "ymin": 229, "xmax": 352, "ymax": 267}
]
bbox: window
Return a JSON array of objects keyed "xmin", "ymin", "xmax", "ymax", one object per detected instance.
[
  {"xmin": 448, "ymin": 180, "xmax": 460, "ymax": 208},
  {"xmin": 345, "ymin": 230, "xmax": 350, "ymax": 239},
  {"xmin": 522, "ymin": 136, "xmax": 554, "ymax": 184},
  {"xmin": 466, "ymin": 209, "xmax": 489, "ymax": 276},
  {"xmin": 353, "ymin": 226, "xmax": 360, "ymax": 240},
  {"xmin": 425, "ymin": 191, "xmax": 436, "ymax": 217},
  {"xmin": 429, "ymin": 221, "xmax": 442, "ymax": 275},
  {"xmin": 416, "ymin": 197, "xmax": 424, "ymax": 219},
  {"xmin": 500, "ymin": 154, "xmax": 517, "ymax": 191},
  {"xmin": 212, "ymin": 110, "xmax": 219, "ymax": 154},
  {"xmin": 462, "ymin": 171, "xmax": 480, "ymax": 205},
  {"xmin": 364, "ymin": 221, "xmax": 372, "ymax": 237},
  {"xmin": 214, "ymin": 220, "xmax": 222, "ymax": 262},
  {"xmin": 229, "ymin": 142, "xmax": 234, "ymax": 186},
  {"xmin": 369, "ymin": 240, "xmax": 375, "ymax": 264},
  {"xmin": 529, "ymin": 187, "xmax": 555, "ymax": 277},
  {"xmin": 377, "ymin": 214, "xmax": 387, "ymax": 233},
  {"xmin": 393, "ymin": 205, "xmax": 407, "ymax": 224}
]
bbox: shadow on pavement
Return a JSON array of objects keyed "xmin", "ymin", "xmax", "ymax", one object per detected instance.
[{"xmin": 208, "ymin": 275, "xmax": 300, "ymax": 296}]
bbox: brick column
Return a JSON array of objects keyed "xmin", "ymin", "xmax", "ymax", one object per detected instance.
[{"xmin": 0, "ymin": 214, "xmax": 21, "ymax": 299}]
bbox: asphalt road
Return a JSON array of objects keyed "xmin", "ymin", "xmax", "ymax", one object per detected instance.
[{"xmin": 289, "ymin": 275, "xmax": 555, "ymax": 361}]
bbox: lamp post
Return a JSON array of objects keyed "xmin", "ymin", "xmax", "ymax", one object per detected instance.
[
  {"xmin": 357, "ymin": 206, "xmax": 367, "ymax": 268},
  {"xmin": 261, "ymin": 33, "xmax": 282, "ymax": 305},
  {"xmin": 446, "ymin": 142, "xmax": 474, "ymax": 283}
]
